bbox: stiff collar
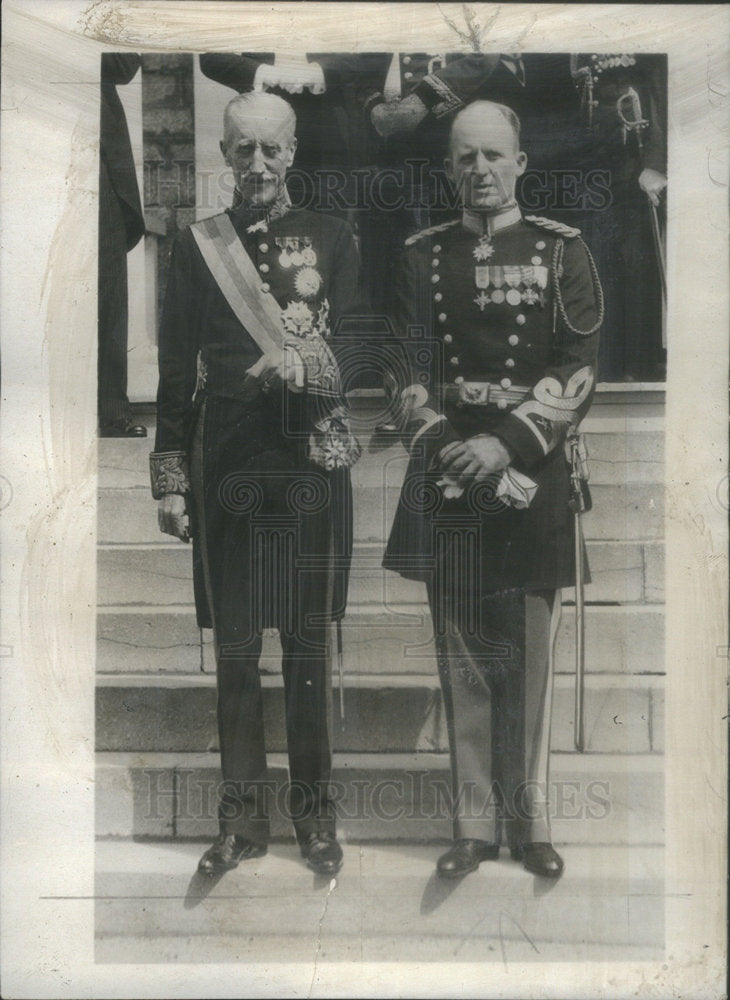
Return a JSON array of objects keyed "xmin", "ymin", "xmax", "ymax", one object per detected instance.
[
  {"xmin": 229, "ymin": 185, "xmax": 292, "ymax": 227},
  {"xmin": 461, "ymin": 204, "xmax": 522, "ymax": 237}
]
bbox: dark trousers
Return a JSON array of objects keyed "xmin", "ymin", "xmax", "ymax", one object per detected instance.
[
  {"xmin": 190, "ymin": 406, "xmax": 335, "ymax": 844},
  {"xmin": 215, "ymin": 625, "xmax": 334, "ymax": 844},
  {"xmin": 98, "ymin": 158, "xmax": 132, "ymax": 426},
  {"xmin": 428, "ymin": 585, "xmax": 560, "ymax": 848}
]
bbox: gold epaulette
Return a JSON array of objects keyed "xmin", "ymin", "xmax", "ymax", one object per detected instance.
[
  {"xmin": 524, "ymin": 215, "xmax": 581, "ymax": 239},
  {"xmin": 404, "ymin": 219, "xmax": 460, "ymax": 247}
]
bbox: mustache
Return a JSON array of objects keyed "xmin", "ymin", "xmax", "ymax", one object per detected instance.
[{"xmin": 238, "ymin": 169, "xmax": 279, "ymax": 185}]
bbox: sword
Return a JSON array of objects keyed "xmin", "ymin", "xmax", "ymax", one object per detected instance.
[
  {"xmin": 648, "ymin": 196, "xmax": 667, "ymax": 303},
  {"xmin": 337, "ymin": 618, "xmax": 345, "ymax": 727},
  {"xmin": 648, "ymin": 196, "xmax": 667, "ymax": 348},
  {"xmin": 570, "ymin": 54, "xmax": 596, "ymax": 127},
  {"xmin": 568, "ymin": 428, "xmax": 591, "ymax": 752},
  {"xmin": 617, "ymin": 84, "xmax": 667, "ymax": 320},
  {"xmin": 616, "ymin": 86, "xmax": 649, "ymax": 147}
]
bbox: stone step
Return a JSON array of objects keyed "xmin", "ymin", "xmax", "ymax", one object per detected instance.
[
  {"xmin": 97, "ymin": 539, "xmax": 664, "ymax": 607},
  {"xmin": 93, "ymin": 841, "xmax": 664, "ymax": 961},
  {"xmin": 97, "ymin": 603, "xmax": 664, "ymax": 677},
  {"xmin": 96, "ymin": 749, "xmax": 664, "ymax": 845},
  {"xmin": 95, "ymin": 671, "xmax": 664, "ymax": 756},
  {"xmin": 99, "ymin": 428, "xmax": 664, "ymax": 490},
  {"xmin": 97, "ymin": 480, "xmax": 664, "ymax": 545}
]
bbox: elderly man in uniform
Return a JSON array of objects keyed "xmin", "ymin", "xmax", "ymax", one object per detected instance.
[
  {"xmin": 150, "ymin": 92, "xmax": 361, "ymax": 877},
  {"xmin": 384, "ymin": 100, "xmax": 603, "ymax": 879}
]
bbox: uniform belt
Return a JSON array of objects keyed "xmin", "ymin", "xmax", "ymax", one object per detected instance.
[{"xmin": 441, "ymin": 381, "xmax": 530, "ymax": 408}]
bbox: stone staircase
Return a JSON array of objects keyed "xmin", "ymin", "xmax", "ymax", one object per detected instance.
[
  {"xmin": 96, "ymin": 389, "xmax": 665, "ymax": 846},
  {"xmin": 94, "ymin": 840, "xmax": 664, "ymax": 964}
]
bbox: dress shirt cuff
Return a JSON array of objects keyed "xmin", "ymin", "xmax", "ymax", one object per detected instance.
[
  {"xmin": 149, "ymin": 451, "xmax": 191, "ymax": 499},
  {"xmin": 306, "ymin": 60, "xmax": 326, "ymax": 94},
  {"xmin": 363, "ymin": 90, "xmax": 386, "ymax": 115},
  {"xmin": 493, "ymin": 417, "xmax": 548, "ymax": 469},
  {"xmin": 252, "ymin": 63, "xmax": 270, "ymax": 91}
]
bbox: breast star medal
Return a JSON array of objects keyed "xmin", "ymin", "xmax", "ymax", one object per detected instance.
[
  {"xmin": 472, "ymin": 235, "xmax": 495, "ymax": 262},
  {"xmin": 294, "ymin": 267, "xmax": 322, "ymax": 299}
]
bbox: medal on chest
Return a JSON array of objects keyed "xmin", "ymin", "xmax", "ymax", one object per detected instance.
[
  {"xmin": 274, "ymin": 236, "xmax": 322, "ymax": 299},
  {"xmin": 275, "ymin": 236, "xmax": 318, "ymax": 270},
  {"xmin": 471, "ymin": 239, "xmax": 548, "ymax": 312}
]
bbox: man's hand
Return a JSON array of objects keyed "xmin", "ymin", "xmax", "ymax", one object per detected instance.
[
  {"xmin": 371, "ymin": 93, "xmax": 428, "ymax": 138},
  {"xmin": 253, "ymin": 60, "xmax": 325, "ymax": 95},
  {"xmin": 438, "ymin": 435, "xmax": 514, "ymax": 489},
  {"xmin": 277, "ymin": 61, "xmax": 325, "ymax": 95},
  {"xmin": 246, "ymin": 347, "xmax": 304, "ymax": 390},
  {"xmin": 253, "ymin": 63, "xmax": 281, "ymax": 92},
  {"xmin": 638, "ymin": 168, "xmax": 667, "ymax": 206},
  {"xmin": 158, "ymin": 494, "xmax": 190, "ymax": 542}
]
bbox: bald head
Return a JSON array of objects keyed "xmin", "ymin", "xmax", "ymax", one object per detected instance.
[
  {"xmin": 222, "ymin": 91, "xmax": 296, "ymax": 147},
  {"xmin": 445, "ymin": 100, "xmax": 527, "ymax": 213},
  {"xmin": 220, "ymin": 92, "xmax": 297, "ymax": 208},
  {"xmin": 449, "ymin": 101, "xmax": 521, "ymax": 153}
]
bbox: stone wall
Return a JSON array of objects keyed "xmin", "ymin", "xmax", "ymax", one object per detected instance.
[{"xmin": 141, "ymin": 54, "xmax": 196, "ymax": 325}]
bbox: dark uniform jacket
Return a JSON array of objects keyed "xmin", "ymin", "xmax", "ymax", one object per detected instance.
[
  {"xmin": 383, "ymin": 209, "xmax": 603, "ymax": 595},
  {"xmin": 100, "ymin": 53, "xmax": 145, "ymax": 253},
  {"xmin": 152, "ymin": 205, "xmax": 360, "ymax": 636}
]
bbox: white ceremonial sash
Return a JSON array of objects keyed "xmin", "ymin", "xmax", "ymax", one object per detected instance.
[{"xmin": 191, "ymin": 213, "xmax": 286, "ymax": 356}]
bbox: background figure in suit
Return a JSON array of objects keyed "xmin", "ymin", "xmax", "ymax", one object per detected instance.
[
  {"xmin": 98, "ymin": 53, "xmax": 147, "ymax": 437},
  {"xmin": 383, "ymin": 101, "xmax": 603, "ymax": 879}
]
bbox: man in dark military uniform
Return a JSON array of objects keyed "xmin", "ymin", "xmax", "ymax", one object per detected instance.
[
  {"xmin": 363, "ymin": 53, "xmax": 581, "ymax": 314},
  {"xmin": 150, "ymin": 92, "xmax": 361, "ymax": 877},
  {"xmin": 98, "ymin": 53, "xmax": 147, "ymax": 438},
  {"xmin": 569, "ymin": 52, "xmax": 667, "ymax": 380},
  {"xmin": 383, "ymin": 100, "xmax": 603, "ymax": 879}
]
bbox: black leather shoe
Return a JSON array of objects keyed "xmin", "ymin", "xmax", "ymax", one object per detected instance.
[
  {"xmin": 197, "ymin": 834, "xmax": 267, "ymax": 875},
  {"xmin": 436, "ymin": 839, "xmax": 500, "ymax": 878},
  {"xmin": 510, "ymin": 842, "xmax": 564, "ymax": 878},
  {"xmin": 299, "ymin": 831, "xmax": 343, "ymax": 875},
  {"xmin": 99, "ymin": 419, "xmax": 147, "ymax": 438}
]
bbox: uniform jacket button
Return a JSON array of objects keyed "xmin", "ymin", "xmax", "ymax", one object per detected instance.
[
  {"xmin": 497, "ymin": 399, "xmax": 508, "ymax": 410},
  {"xmin": 531, "ymin": 255, "xmax": 542, "ymax": 265},
  {"xmin": 508, "ymin": 334, "xmax": 520, "ymax": 346},
  {"xmin": 516, "ymin": 314, "xmax": 526, "ymax": 325},
  {"xmin": 259, "ymin": 243, "xmax": 269, "ymax": 252},
  {"xmin": 535, "ymin": 240, "xmax": 546, "ymax": 250},
  {"xmin": 431, "ymin": 274, "xmax": 440, "ymax": 284},
  {"xmin": 432, "ymin": 244, "xmax": 441, "ymax": 253},
  {"xmin": 438, "ymin": 312, "xmax": 447, "ymax": 322},
  {"xmin": 404, "ymin": 71, "xmax": 413, "ymax": 79},
  {"xmin": 261, "ymin": 282, "xmax": 270, "ymax": 293},
  {"xmin": 403, "ymin": 54, "xmax": 412, "ymax": 65},
  {"xmin": 455, "ymin": 376, "xmax": 464, "ymax": 385},
  {"xmin": 450, "ymin": 356, "xmax": 459, "ymax": 366},
  {"xmin": 443, "ymin": 333, "xmax": 453, "ymax": 344},
  {"xmin": 501, "ymin": 377, "xmax": 512, "ymax": 389},
  {"xmin": 260, "ymin": 263, "xmax": 270, "ymax": 273},
  {"xmin": 505, "ymin": 358, "xmax": 515, "ymax": 368},
  {"xmin": 434, "ymin": 291, "xmax": 443, "ymax": 302}
]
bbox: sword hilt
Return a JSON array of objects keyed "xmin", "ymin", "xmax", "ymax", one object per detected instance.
[{"xmin": 567, "ymin": 429, "xmax": 592, "ymax": 513}]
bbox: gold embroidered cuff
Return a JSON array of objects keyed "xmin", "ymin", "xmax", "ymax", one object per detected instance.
[{"xmin": 149, "ymin": 451, "xmax": 191, "ymax": 499}]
